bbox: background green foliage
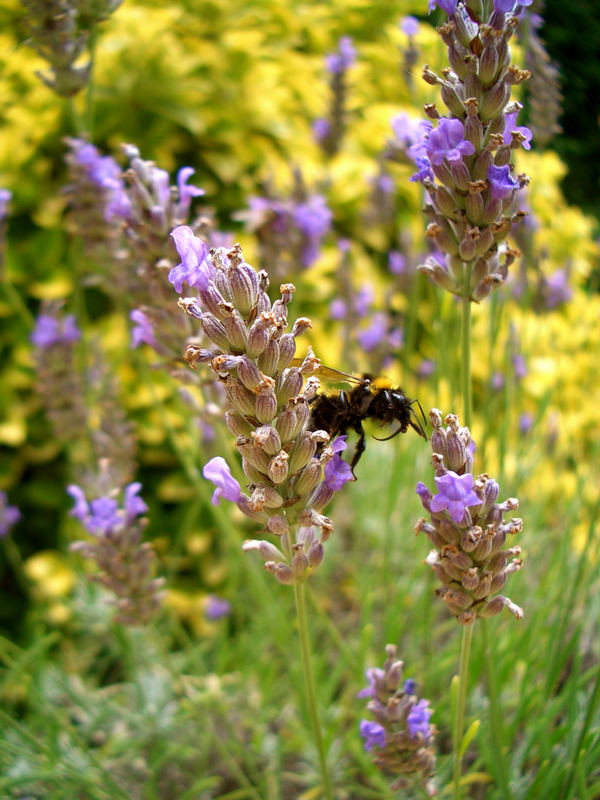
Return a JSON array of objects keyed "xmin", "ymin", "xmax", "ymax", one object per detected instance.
[{"xmin": 0, "ymin": 0, "xmax": 599, "ymax": 797}]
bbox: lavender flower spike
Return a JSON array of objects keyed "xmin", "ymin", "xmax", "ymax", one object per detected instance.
[
  {"xmin": 416, "ymin": 410, "xmax": 524, "ymax": 624},
  {"xmin": 359, "ymin": 644, "xmax": 437, "ymax": 794},
  {"xmin": 69, "ymin": 482, "xmax": 163, "ymax": 626},
  {"xmin": 178, "ymin": 239, "xmax": 352, "ymax": 582}
]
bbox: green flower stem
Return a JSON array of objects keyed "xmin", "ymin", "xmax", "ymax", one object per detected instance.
[
  {"xmin": 452, "ymin": 622, "xmax": 474, "ymax": 800},
  {"xmin": 292, "ymin": 579, "xmax": 334, "ymax": 800},
  {"xmin": 461, "ymin": 266, "xmax": 473, "ymax": 430}
]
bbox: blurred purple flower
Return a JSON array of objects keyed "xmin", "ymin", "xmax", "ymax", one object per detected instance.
[
  {"xmin": 293, "ymin": 194, "xmax": 332, "ymax": 267},
  {"xmin": 31, "ymin": 313, "xmax": 80, "ymax": 349},
  {"xmin": 374, "ymin": 173, "xmax": 395, "ymax": 194},
  {"xmin": 491, "ymin": 371, "xmax": 505, "ymax": 391},
  {"xmin": 488, "ymin": 164, "xmax": 518, "ymax": 200},
  {"xmin": 0, "ymin": 188, "xmax": 12, "ymax": 220},
  {"xmin": 326, "ymin": 37, "xmax": 356, "ymax": 74},
  {"xmin": 175, "ymin": 167, "xmax": 205, "ymax": 215},
  {"xmin": 360, "ymin": 720, "xmax": 387, "ymax": 751},
  {"xmin": 407, "ymin": 699, "xmax": 433, "ymax": 739},
  {"xmin": 403, "ymin": 678, "xmax": 417, "ymax": 694},
  {"xmin": 330, "ymin": 298, "xmax": 347, "ymax": 320},
  {"xmin": 401, "ymin": 15, "xmax": 420, "ymax": 36},
  {"xmin": 519, "ymin": 412, "xmax": 534, "ymax": 436},
  {"xmin": 324, "ymin": 436, "xmax": 353, "ymax": 491},
  {"xmin": 205, "ymin": 595, "xmax": 231, "ymax": 620},
  {"xmin": 354, "ymin": 284, "xmax": 374, "ymax": 317},
  {"xmin": 417, "ymin": 359, "xmax": 436, "ymax": 379},
  {"xmin": 68, "ymin": 138, "xmax": 131, "ymax": 221},
  {"xmin": 169, "ymin": 225, "xmax": 210, "ymax": 293},
  {"xmin": 203, "ymin": 457, "xmax": 241, "ymax": 506},
  {"xmin": 0, "ymin": 491, "xmax": 20, "ymax": 537},
  {"xmin": 429, "ymin": 471, "xmax": 481, "ymax": 524},
  {"xmin": 545, "ymin": 269, "xmax": 572, "ymax": 309},
  {"xmin": 357, "ymin": 666, "xmax": 385, "ymax": 698},
  {"xmin": 357, "ymin": 313, "xmax": 387, "ymax": 351},
  {"xmin": 388, "ymin": 251, "xmax": 407, "ymax": 275},
  {"xmin": 392, "ymin": 114, "xmax": 429, "ymax": 148},
  {"xmin": 513, "ymin": 354, "xmax": 527, "ymax": 380},
  {"xmin": 428, "ymin": 0, "xmax": 458, "ymax": 13},
  {"xmin": 130, "ymin": 309, "xmax": 157, "ymax": 349},
  {"xmin": 428, "ymin": 119, "xmax": 475, "ymax": 166},
  {"xmin": 312, "ymin": 117, "xmax": 331, "ymax": 143},
  {"xmin": 68, "ymin": 482, "xmax": 147, "ymax": 537}
]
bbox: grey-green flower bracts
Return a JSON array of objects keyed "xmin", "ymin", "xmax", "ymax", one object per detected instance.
[{"xmin": 416, "ymin": 410, "xmax": 524, "ymax": 624}]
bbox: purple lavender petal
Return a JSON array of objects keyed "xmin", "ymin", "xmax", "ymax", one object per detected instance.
[
  {"xmin": 360, "ymin": 719, "xmax": 387, "ymax": 751},
  {"xmin": 124, "ymin": 483, "xmax": 148, "ymax": 521},
  {"xmin": 205, "ymin": 595, "xmax": 231, "ymax": 620},
  {"xmin": 324, "ymin": 437, "xmax": 353, "ymax": 491},
  {"xmin": 503, "ymin": 111, "xmax": 533, "ymax": 151},
  {"xmin": 407, "ymin": 699, "xmax": 432, "ymax": 738},
  {"xmin": 130, "ymin": 309, "xmax": 157, "ymax": 349},
  {"xmin": 401, "ymin": 16, "xmax": 420, "ymax": 36},
  {"xmin": 169, "ymin": 225, "xmax": 210, "ymax": 292},
  {"xmin": 488, "ymin": 164, "xmax": 518, "ymax": 200},
  {"xmin": 430, "ymin": 471, "xmax": 481, "ymax": 523},
  {"xmin": 203, "ymin": 457, "xmax": 242, "ymax": 505}
]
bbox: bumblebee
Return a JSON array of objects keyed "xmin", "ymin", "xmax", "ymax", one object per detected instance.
[{"xmin": 306, "ymin": 367, "xmax": 427, "ymax": 472}]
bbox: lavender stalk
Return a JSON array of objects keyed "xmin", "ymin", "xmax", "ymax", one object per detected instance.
[{"xmin": 175, "ymin": 229, "xmax": 354, "ymax": 799}]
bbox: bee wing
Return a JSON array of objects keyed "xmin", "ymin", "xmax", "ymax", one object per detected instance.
[{"xmin": 289, "ymin": 357, "xmax": 365, "ymax": 385}]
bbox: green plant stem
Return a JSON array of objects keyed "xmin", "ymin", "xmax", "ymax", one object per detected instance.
[
  {"xmin": 452, "ymin": 622, "xmax": 474, "ymax": 800},
  {"xmin": 482, "ymin": 621, "xmax": 512, "ymax": 798},
  {"xmin": 292, "ymin": 579, "xmax": 334, "ymax": 800},
  {"xmin": 452, "ymin": 266, "xmax": 475, "ymax": 799},
  {"xmin": 460, "ymin": 270, "xmax": 473, "ymax": 429}
]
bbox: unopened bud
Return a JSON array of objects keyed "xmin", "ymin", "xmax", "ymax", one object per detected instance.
[{"xmin": 268, "ymin": 451, "xmax": 289, "ymax": 484}]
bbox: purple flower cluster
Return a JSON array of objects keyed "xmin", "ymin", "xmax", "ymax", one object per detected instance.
[
  {"xmin": 31, "ymin": 313, "xmax": 80, "ymax": 350},
  {"xmin": 243, "ymin": 190, "xmax": 332, "ymax": 271},
  {"xmin": 328, "ymin": 275, "xmax": 404, "ymax": 365},
  {"xmin": 358, "ymin": 644, "xmax": 436, "ymax": 793},
  {"xmin": 325, "ymin": 36, "xmax": 356, "ymax": 74},
  {"xmin": 66, "ymin": 138, "xmax": 131, "ymax": 222},
  {"xmin": 68, "ymin": 482, "xmax": 147, "ymax": 536},
  {"xmin": 69, "ymin": 482, "xmax": 164, "ymax": 625}
]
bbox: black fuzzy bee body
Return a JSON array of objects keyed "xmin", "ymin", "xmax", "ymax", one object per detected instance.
[{"xmin": 308, "ymin": 375, "xmax": 425, "ymax": 472}]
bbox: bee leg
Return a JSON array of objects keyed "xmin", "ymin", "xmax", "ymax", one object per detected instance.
[{"xmin": 350, "ymin": 420, "xmax": 367, "ymax": 475}]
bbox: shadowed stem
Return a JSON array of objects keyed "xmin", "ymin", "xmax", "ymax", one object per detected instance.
[
  {"xmin": 292, "ymin": 579, "xmax": 334, "ymax": 800},
  {"xmin": 452, "ymin": 622, "xmax": 474, "ymax": 800}
]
